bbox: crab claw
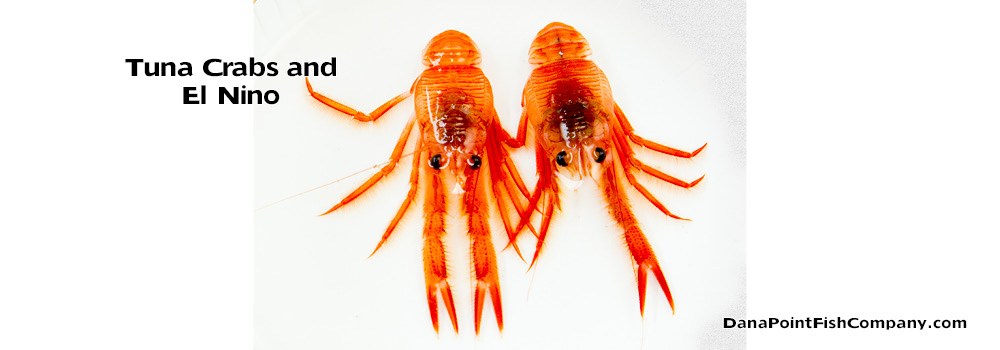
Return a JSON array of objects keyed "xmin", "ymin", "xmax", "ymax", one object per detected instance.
[
  {"xmin": 423, "ymin": 177, "xmax": 458, "ymax": 334},
  {"xmin": 474, "ymin": 279, "xmax": 503, "ymax": 334},
  {"xmin": 637, "ymin": 258, "xmax": 675, "ymax": 316},
  {"xmin": 426, "ymin": 279, "xmax": 459, "ymax": 334}
]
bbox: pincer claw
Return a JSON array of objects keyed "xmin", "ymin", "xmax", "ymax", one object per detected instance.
[
  {"xmin": 426, "ymin": 279, "xmax": 459, "ymax": 334},
  {"xmin": 637, "ymin": 260, "xmax": 675, "ymax": 316}
]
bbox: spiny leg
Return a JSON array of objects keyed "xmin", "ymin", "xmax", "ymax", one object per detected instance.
[
  {"xmin": 423, "ymin": 173, "xmax": 458, "ymax": 334},
  {"xmin": 600, "ymin": 157, "xmax": 675, "ymax": 316},
  {"xmin": 613, "ymin": 103, "xmax": 706, "ymax": 158},
  {"xmin": 489, "ymin": 117, "xmax": 533, "ymax": 204},
  {"xmin": 616, "ymin": 125, "xmax": 704, "ymax": 188},
  {"xmin": 465, "ymin": 171, "xmax": 503, "ymax": 334},
  {"xmin": 490, "ymin": 176, "xmax": 524, "ymax": 261},
  {"xmin": 320, "ymin": 114, "xmax": 417, "ymax": 215},
  {"xmin": 617, "ymin": 131, "xmax": 704, "ymax": 189},
  {"xmin": 499, "ymin": 172, "xmax": 539, "ymax": 239},
  {"xmin": 493, "ymin": 121, "xmax": 540, "ymax": 237},
  {"xmin": 514, "ymin": 145, "xmax": 557, "ymax": 237},
  {"xmin": 485, "ymin": 122, "xmax": 526, "ymax": 261},
  {"xmin": 494, "ymin": 108, "xmax": 544, "ymax": 241},
  {"xmin": 501, "ymin": 152, "xmax": 532, "ymax": 200},
  {"xmin": 512, "ymin": 167, "xmax": 543, "ymax": 239},
  {"xmin": 499, "ymin": 173, "xmax": 541, "ymax": 254},
  {"xmin": 526, "ymin": 143, "xmax": 560, "ymax": 270},
  {"xmin": 306, "ymin": 77, "xmax": 412, "ymax": 122},
  {"xmin": 485, "ymin": 120, "xmax": 538, "ymax": 259},
  {"xmin": 493, "ymin": 179, "xmax": 533, "ymax": 262},
  {"xmin": 369, "ymin": 139, "xmax": 425, "ymax": 257},
  {"xmin": 634, "ymin": 160, "xmax": 705, "ymax": 189},
  {"xmin": 528, "ymin": 194, "xmax": 556, "ymax": 271},
  {"xmin": 607, "ymin": 113, "xmax": 693, "ymax": 220},
  {"xmin": 505, "ymin": 96, "xmax": 530, "ymax": 148},
  {"xmin": 514, "ymin": 180, "xmax": 544, "ymax": 240},
  {"xmin": 620, "ymin": 164, "xmax": 688, "ymax": 221},
  {"xmin": 609, "ymin": 112, "xmax": 704, "ymax": 188}
]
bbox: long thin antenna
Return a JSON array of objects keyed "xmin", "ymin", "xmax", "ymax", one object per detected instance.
[
  {"xmin": 641, "ymin": 316, "xmax": 646, "ymax": 349},
  {"xmin": 255, "ymin": 151, "xmax": 416, "ymax": 211},
  {"xmin": 526, "ymin": 256, "xmax": 540, "ymax": 302}
]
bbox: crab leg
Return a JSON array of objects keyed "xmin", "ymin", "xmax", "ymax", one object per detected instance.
[
  {"xmin": 368, "ymin": 139, "xmax": 424, "ymax": 257},
  {"xmin": 320, "ymin": 114, "xmax": 417, "ymax": 215},
  {"xmin": 507, "ymin": 97, "xmax": 530, "ymax": 148},
  {"xmin": 600, "ymin": 154, "xmax": 675, "ymax": 315},
  {"xmin": 613, "ymin": 104, "xmax": 706, "ymax": 158},
  {"xmin": 484, "ymin": 120, "xmax": 525, "ymax": 260},
  {"xmin": 605, "ymin": 113, "xmax": 695, "ymax": 220},
  {"xmin": 494, "ymin": 120, "xmax": 531, "ymax": 198},
  {"xmin": 523, "ymin": 144, "xmax": 561, "ymax": 269},
  {"xmin": 465, "ymin": 170, "xmax": 503, "ymax": 334},
  {"xmin": 514, "ymin": 144, "xmax": 559, "ymax": 237},
  {"xmin": 306, "ymin": 77, "xmax": 411, "ymax": 122},
  {"xmin": 608, "ymin": 109, "xmax": 704, "ymax": 189},
  {"xmin": 423, "ymin": 171, "xmax": 458, "ymax": 334}
]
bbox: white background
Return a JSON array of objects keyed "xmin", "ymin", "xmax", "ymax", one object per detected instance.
[{"xmin": 2, "ymin": 1, "xmax": 998, "ymax": 350}]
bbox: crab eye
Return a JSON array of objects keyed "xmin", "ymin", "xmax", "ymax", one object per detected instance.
[
  {"xmin": 556, "ymin": 151, "xmax": 570, "ymax": 167},
  {"xmin": 429, "ymin": 154, "xmax": 445, "ymax": 170},
  {"xmin": 594, "ymin": 147, "xmax": 606, "ymax": 163},
  {"xmin": 468, "ymin": 155, "xmax": 482, "ymax": 170}
]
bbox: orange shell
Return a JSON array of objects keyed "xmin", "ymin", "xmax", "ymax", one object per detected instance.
[
  {"xmin": 422, "ymin": 30, "xmax": 482, "ymax": 67},
  {"xmin": 528, "ymin": 22, "xmax": 593, "ymax": 65}
]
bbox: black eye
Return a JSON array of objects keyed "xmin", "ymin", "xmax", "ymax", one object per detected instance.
[
  {"xmin": 429, "ymin": 154, "xmax": 443, "ymax": 170},
  {"xmin": 468, "ymin": 155, "xmax": 482, "ymax": 170},
  {"xmin": 594, "ymin": 147, "xmax": 606, "ymax": 163},
  {"xmin": 556, "ymin": 151, "xmax": 569, "ymax": 167}
]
